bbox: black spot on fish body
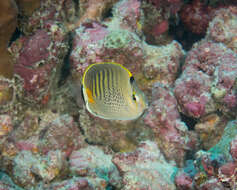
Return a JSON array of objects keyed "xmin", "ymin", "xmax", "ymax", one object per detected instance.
[
  {"xmin": 81, "ymin": 85, "xmax": 85, "ymax": 103},
  {"xmin": 130, "ymin": 76, "xmax": 135, "ymax": 84}
]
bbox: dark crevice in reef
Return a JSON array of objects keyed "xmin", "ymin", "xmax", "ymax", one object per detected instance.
[
  {"xmin": 103, "ymin": 7, "xmax": 113, "ymax": 20},
  {"xmin": 168, "ymin": 20, "xmax": 204, "ymax": 51},
  {"xmin": 85, "ymin": 138, "xmax": 103, "ymax": 146},
  {"xmin": 58, "ymin": 32, "xmax": 73, "ymax": 87},
  {"xmin": 180, "ymin": 112, "xmax": 197, "ymax": 130},
  {"xmin": 72, "ymin": 0, "xmax": 79, "ymax": 17},
  {"xmin": 8, "ymin": 27, "xmax": 22, "ymax": 47}
]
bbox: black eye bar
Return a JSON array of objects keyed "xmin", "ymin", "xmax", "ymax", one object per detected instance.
[{"xmin": 130, "ymin": 76, "xmax": 135, "ymax": 84}]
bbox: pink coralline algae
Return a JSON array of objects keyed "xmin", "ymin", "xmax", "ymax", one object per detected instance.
[
  {"xmin": 20, "ymin": 0, "xmax": 76, "ymax": 34},
  {"xmin": 174, "ymin": 41, "xmax": 237, "ymax": 118},
  {"xmin": 206, "ymin": 6, "xmax": 237, "ymax": 53},
  {"xmin": 70, "ymin": 22, "xmax": 144, "ymax": 81},
  {"xmin": 230, "ymin": 136, "xmax": 237, "ymax": 161},
  {"xmin": 11, "ymin": 113, "xmax": 85, "ymax": 157},
  {"xmin": 10, "ymin": 22, "xmax": 68, "ymax": 106},
  {"xmin": 0, "ymin": 113, "xmax": 86, "ymax": 188},
  {"xmin": 218, "ymin": 162, "xmax": 237, "ymax": 189},
  {"xmin": 144, "ymin": 83, "xmax": 197, "ymax": 166},
  {"xmin": 112, "ymin": 141, "xmax": 177, "ymax": 190},
  {"xmin": 141, "ymin": 0, "xmax": 183, "ymax": 45},
  {"xmin": 112, "ymin": 0, "xmax": 142, "ymax": 34},
  {"xmin": 175, "ymin": 172, "xmax": 193, "ymax": 190},
  {"xmin": 142, "ymin": 41, "xmax": 185, "ymax": 86},
  {"xmin": 69, "ymin": 146, "xmax": 122, "ymax": 188},
  {"xmin": 179, "ymin": 0, "xmax": 213, "ymax": 35}
]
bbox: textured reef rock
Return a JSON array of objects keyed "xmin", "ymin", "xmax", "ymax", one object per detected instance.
[
  {"xmin": 0, "ymin": 115, "xmax": 13, "ymax": 138},
  {"xmin": 13, "ymin": 150, "xmax": 65, "ymax": 188},
  {"xmin": 78, "ymin": 108, "xmax": 153, "ymax": 152},
  {"xmin": 174, "ymin": 41, "xmax": 237, "ymax": 118},
  {"xmin": 70, "ymin": 146, "xmax": 122, "ymax": 188},
  {"xmin": 68, "ymin": 0, "xmax": 118, "ymax": 31},
  {"xmin": 1, "ymin": 0, "xmax": 237, "ymax": 189},
  {"xmin": 0, "ymin": 0, "xmax": 18, "ymax": 112},
  {"xmin": 179, "ymin": 0, "xmax": 214, "ymax": 35},
  {"xmin": 142, "ymin": 41, "xmax": 185, "ymax": 87},
  {"xmin": 206, "ymin": 6, "xmax": 237, "ymax": 53},
  {"xmin": 194, "ymin": 114, "xmax": 228, "ymax": 150},
  {"xmin": 10, "ymin": 21, "xmax": 68, "ymax": 106},
  {"xmin": 175, "ymin": 120, "xmax": 237, "ymax": 189},
  {"xmin": 19, "ymin": 0, "xmax": 76, "ymax": 34},
  {"xmin": 144, "ymin": 83, "xmax": 197, "ymax": 166},
  {"xmin": 209, "ymin": 120, "xmax": 237, "ymax": 160},
  {"xmin": 230, "ymin": 136, "xmax": 237, "ymax": 161},
  {"xmin": 0, "ymin": 113, "xmax": 86, "ymax": 188},
  {"xmin": 0, "ymin": 172, "xmax": 23, "ymax": 190},
  {"xmin": 111, "ymin": 0, "xmax": 143, "ymax": 35},
  {"xmin": 112, "ymin": 141, "xmax": 177, "ymax": 190},
  {"xmin": 141, "ymin": 0, "xmax": 183, "ymax": 45},
  {"xmin": 34, "ymin": 177, "xmax": 93, "ymax": 190}
]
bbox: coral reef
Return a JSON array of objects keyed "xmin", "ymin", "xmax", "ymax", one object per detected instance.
[
  {"xmin": 70, "ymin": 146, "xmax": 122, "ymax": 188},
  {"xmin": 141, "ymin": 0, "xmax": 183, "ymax": 45},
  {"xmin": 112, "ymin": 141, "xmax": 177, "ymax": 190},
  {"xmin": 0, "ymin": 0, "xmax": 18, "ymax": 112},
  {"xmin": 10, "ymin": 21, "xmax": 68, "ymax": 106},
  {"xmin": 194, "ymin": 114, "xmax": 228, "ymax": 150},
  {"xmin": 174, "ymin": 41, "xmax": 237, "ymax": 118},
  {"xmin": 144, "ymin": 83, "xmax": 197, "ymax": 166},
  {"xmin": 206, "ymin": 6, "xmax": 237, "ymax": 53},
  {"xmin": 0, "ymin": 0, "xmax": 236, "ymax": 189},
  {"xmin": 179, "ymin": 0, "xmax": 213, "ymax": 35},
  {"xmin": 175, "ymin": 120, "xmax": 237, "ymax": 189}
]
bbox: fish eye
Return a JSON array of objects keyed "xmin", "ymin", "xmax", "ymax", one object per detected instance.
[{"xmin": 132, "ymin": 94, "xmax": 136, "ymax": 101}]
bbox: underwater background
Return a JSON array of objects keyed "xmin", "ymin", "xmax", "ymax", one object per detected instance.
[{"xmin": 0, "ymin": 0, "xmax": 236, "ymax": 189}]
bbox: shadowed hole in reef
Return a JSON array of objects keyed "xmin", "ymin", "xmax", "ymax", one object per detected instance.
[
  {"xmin": 8, "ymin": 27, "xmax": 22, "ymax": 47},
  {"xmin": 106, "ymin": 185, "xmax": 116, "ymax": 190},
  {"xmin": 72, "ymin": 0, "xmax": 79, "ymax": 16},
  {"xmin": 58, "ymin": 32, "xmax": 73, "ymax": 87},
  {"xmin": 168, "ymin": 18, "xmax": 204, "ymax": 51},
  {"xmin": 103, "ymin": 7, "xmax": 113, "ymax": 20},
  {"xmin": 180, "ymin": 113, "xmax": 197, "ymax": 130}
]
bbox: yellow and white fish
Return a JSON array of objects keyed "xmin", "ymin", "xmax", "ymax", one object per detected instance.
[{"xmin": 81, "ymin": 62, "xmax": 148, "ymax": 120}]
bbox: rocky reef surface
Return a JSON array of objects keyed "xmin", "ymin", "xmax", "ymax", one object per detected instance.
[{"xmin": 0, "ymin": 0, "xmax": 236, "ymax": 189}]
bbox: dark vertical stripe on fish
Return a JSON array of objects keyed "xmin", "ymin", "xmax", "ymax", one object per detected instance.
[
  {"xmin": 107, "ymin": 68, "xmax": 111, "ymax": 90},
  {"xmin": 90, "ymin": 73, "xmax": 94, "ymax": 97},
  {"xmin": 96, "ymin": 71, "xmax": 100, "ymax": 97},
  {"xmin": 111, "ymin": 68, "xmax": 114, "ymax": 92},
  {"xmin": 98, "ymin": 71, "xmax": 102, "ymax": 99},
  {"xmin": 94, "ymin": 72, "xmax": 97, "ymax": 97},
  {"xmin": 101, "ymin": 70, "xmax": 105, "ymax": 98}
]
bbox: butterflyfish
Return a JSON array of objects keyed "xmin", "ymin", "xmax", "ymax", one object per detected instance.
[{"xmin": 81, "ymin": 62, "xmax": 148, "ymax": 120}]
